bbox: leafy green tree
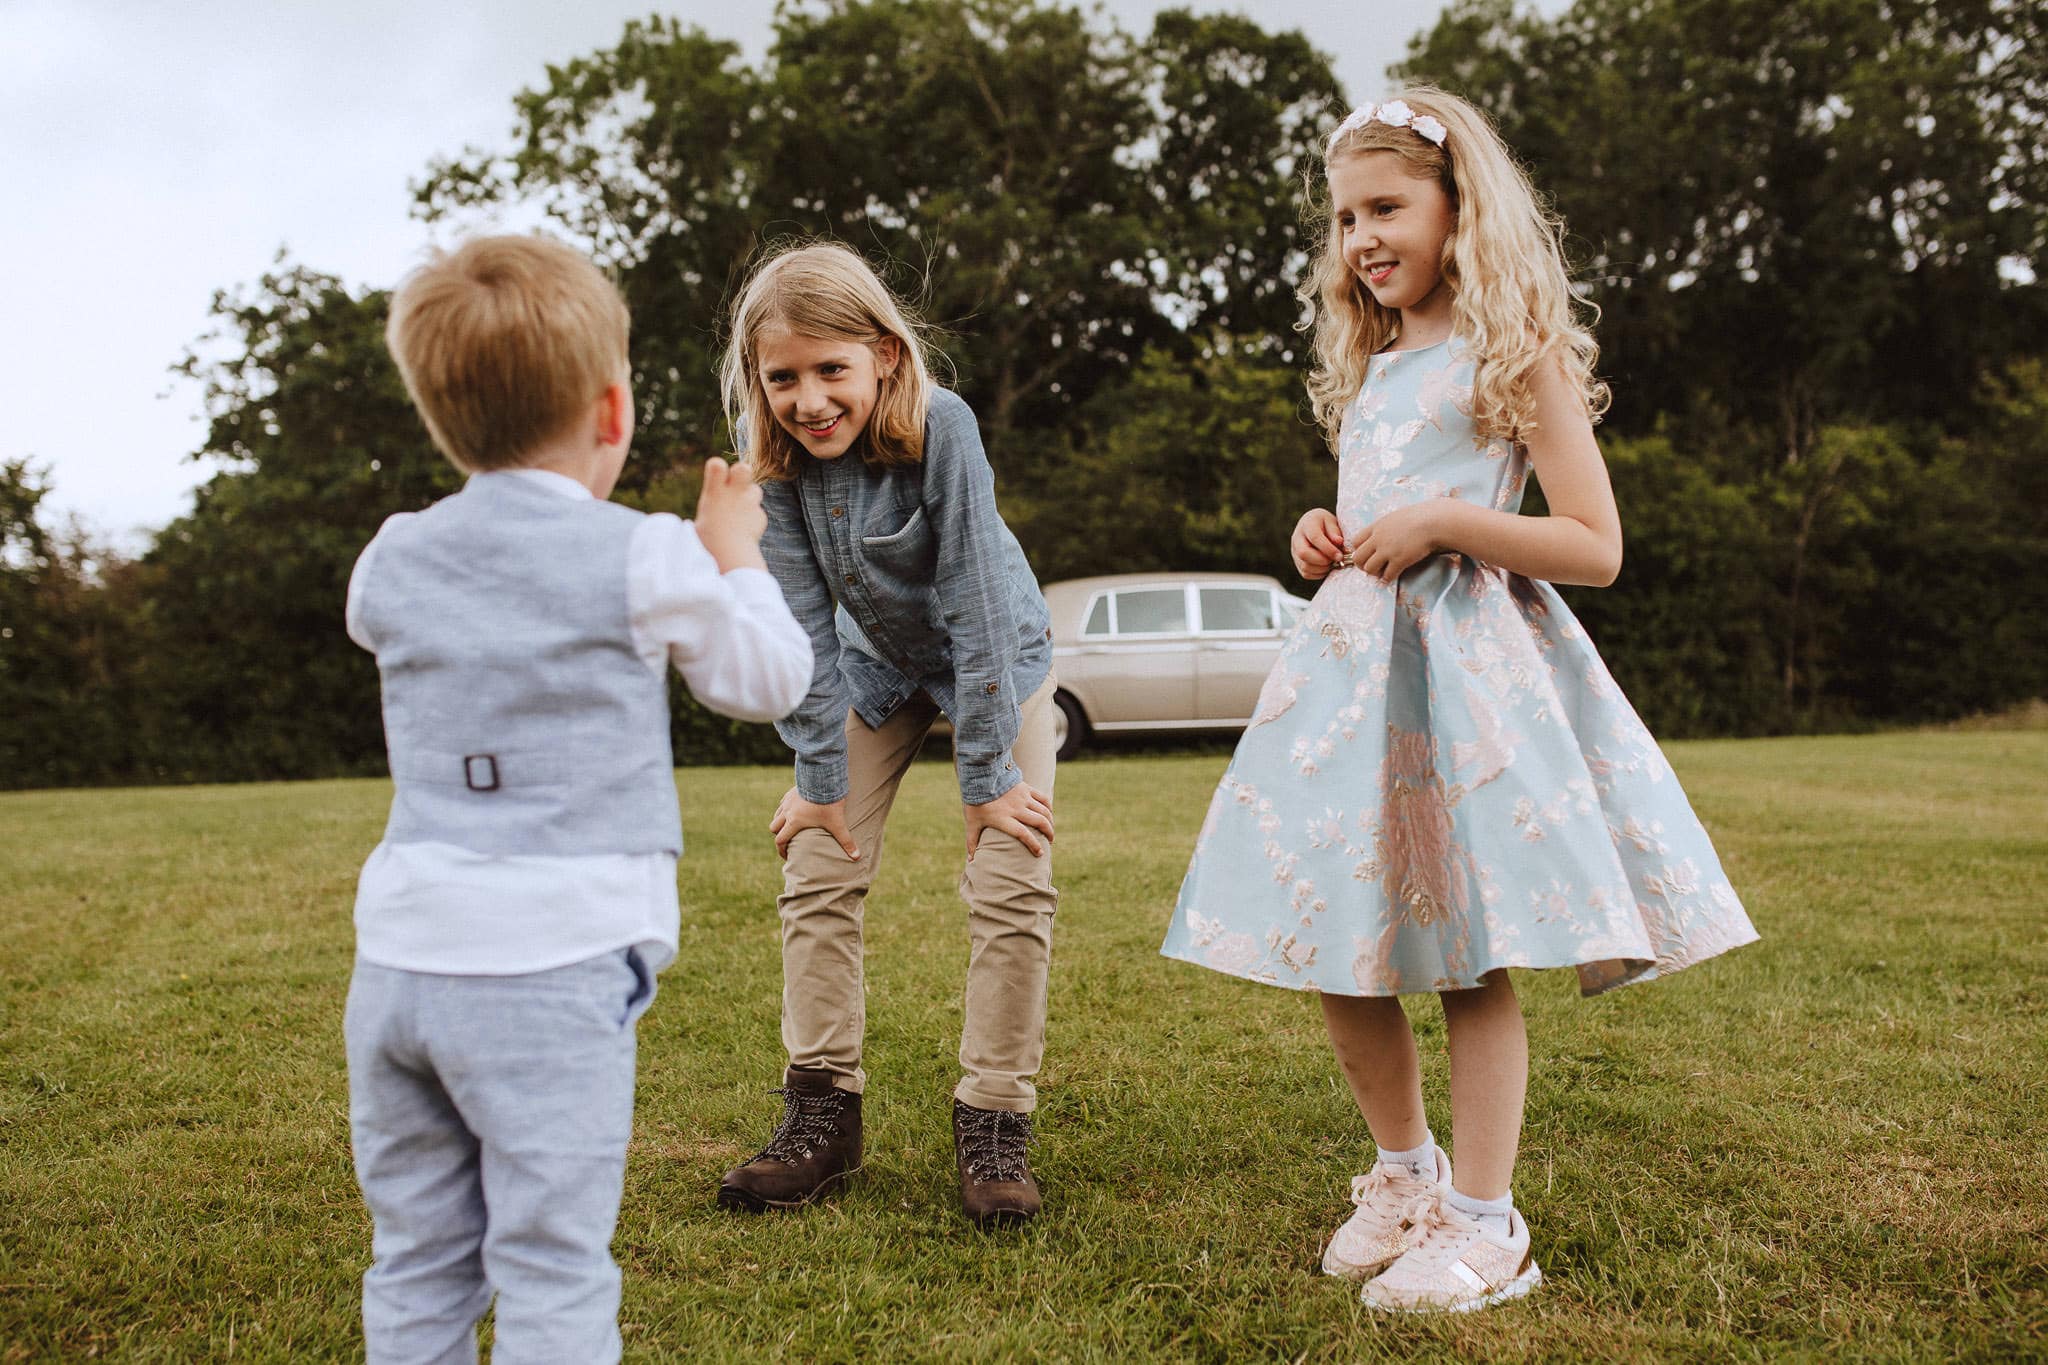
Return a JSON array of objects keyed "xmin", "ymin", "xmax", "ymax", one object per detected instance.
[
  {"xmin": 1403, "ymin": 0, "xmax": 2047, "ymax": 722},
  {"xmin": 417, "ymin": 0, "xmax": 1343, "ymax": 487},
  {"xmin": 1550, "ymin": 434, "xmax": 1782, "ymax": 736},
  {"xmin": 17, "ymin": 0, "xmax": 2045, "ymax": 790},
  {"xmin": 1014, "ymin": 341, "xmax": 1328, "ymax": 584},
  {"xmin": 136, "ymin": 263, "xmax": 793, "ymax": 781},
  {"xmin": 0, "ymin": 460, "xmax": 133, "ymax": 787},
  {"xmin": 1828, "ymin": 359, "xmax": 2048, "ymax": 720},
  {"xmin": 1400, "ymin": 0, "xmax": 2048, "ymax": 462},
  {"xmin": 124, "ymin": 266, "xmax": 454, "ymax": 781}
]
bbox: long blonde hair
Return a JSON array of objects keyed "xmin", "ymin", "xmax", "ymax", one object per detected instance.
[
  {"xmin": 1299, "ymin": 85, "xmax": 1608, "ymax": 446},
  {"xmin": 720, "ymin": 241, "xmax": 938, "ymax": 480}
]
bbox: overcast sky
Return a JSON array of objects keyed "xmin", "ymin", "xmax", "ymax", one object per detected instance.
[{"xmin": 3, "ymin": 0, "xmax": 1500, "ymax": 549}]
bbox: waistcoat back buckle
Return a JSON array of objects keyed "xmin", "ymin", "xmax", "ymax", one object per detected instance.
[{"xmin": 463, "ymin": 754, "xmax": 500, "ymax": 792}]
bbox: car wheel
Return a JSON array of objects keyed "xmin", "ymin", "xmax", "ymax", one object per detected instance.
[{"xmin": 1053, "ymin": 690, "xmax": 1087, "ymax": 763}]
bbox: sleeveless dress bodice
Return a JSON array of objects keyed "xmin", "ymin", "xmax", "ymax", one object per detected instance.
[{"xmin": 1160, "ymin": 339, "xmax": 1757, "ymax": 996}]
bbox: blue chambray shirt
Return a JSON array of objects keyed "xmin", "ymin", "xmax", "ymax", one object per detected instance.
[{"xmin": 757, "ymin": 387, "xmax": 1053, "ymax": 807}]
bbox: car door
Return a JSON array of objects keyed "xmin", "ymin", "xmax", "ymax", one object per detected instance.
[
  {"xmin": 1084, "ymin": 585, "xmax": 1197, "ymax": 725},
  {"xmin": 1194, "ymin": 584, "xmax": 1282, "ymax": 722}
]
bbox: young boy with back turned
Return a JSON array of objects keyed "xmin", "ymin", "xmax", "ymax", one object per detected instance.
[{"xmin": 344, "ymin": 234, "xmax": 811, "ymax": 1362}]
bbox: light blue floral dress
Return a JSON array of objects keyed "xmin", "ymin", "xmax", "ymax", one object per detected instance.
[{"xmin": 1161, "ymin": 338, "xmax": 1757, "ymax": 996}]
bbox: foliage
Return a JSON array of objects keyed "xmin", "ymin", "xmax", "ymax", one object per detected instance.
[
  {"xmin": 1010, "ymin": 340, "xmax": 1330, "ymax": 583},
  {"xmin": 416, "ymin": 0, "xmax": 1343, "ymax": 484},
  {"xmin": 1401, "ymin": 0, "xmax": 2048, "ymax": 726},
  {"xmin": 1553, "ymin": 433, "xmax": 1782, "ymax": 737},
  {"xmin": 0, "ymin": 460, "xmax": 133, "ymax": 785},
  {"xmin": 10, "ymin": 0, "xmax": 2046, "ymax": 788},
  {"xmin": 105, "ymin": 266, "xmax": 793, "ymax": 786},
  {"xmin": 1399, "ymin": 0, "xmax": 2048, "ymax": 460},
  {"xmin": 118, "ymin": 266, "xmax": 457, "ymax": 782}
]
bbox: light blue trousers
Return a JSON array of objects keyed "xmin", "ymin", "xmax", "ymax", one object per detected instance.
[{"xmin": 345, "ymin": 949, "xmax": 655, "ymax": 1365}]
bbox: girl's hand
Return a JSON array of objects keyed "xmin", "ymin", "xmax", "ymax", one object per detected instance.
[
  {"xmin": 964, "ymin": 783, "xmax": 1054, "ymax": 861},
  {"xmin": 770, "ymin": 788, "xmax": 860, "ymax": 861},
  {"xmin": 1290, "ymin": 508, "xmax": 1348, "ymax": 581},
  {"xmin": 1349, "ymin": 503, "xmax": 1443, "ymax": 584}
]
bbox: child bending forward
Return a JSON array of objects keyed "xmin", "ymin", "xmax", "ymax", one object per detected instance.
[{"xmin": 715, "ymin": 243, "xmax": 1060, "ymax": 1227}]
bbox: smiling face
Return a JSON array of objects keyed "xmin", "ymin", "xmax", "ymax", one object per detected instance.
[
  {"xmin": 1327, "ymin": 150, "xmax": 1458, "ymax": 336},
  {"xmin": 754, "ymin": 327, "xmax": 900, "ymax": 462}
]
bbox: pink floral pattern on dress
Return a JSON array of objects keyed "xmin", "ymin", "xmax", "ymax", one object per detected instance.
[{"xmin": 1161, "ymin": 338, "xmax": 1758, "ymax": 996}]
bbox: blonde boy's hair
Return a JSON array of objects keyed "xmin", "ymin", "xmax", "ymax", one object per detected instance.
[
  {"xmin": 720, "ymin": 242, "xmax": 936, "ymax": 480},
  {"xmin": 386, "ymin": 235, "xmax": 630, "ymax": 472},
  {"xmin": 1300, "ymin": 84, "xmax": 1609, "ymax": 446}
]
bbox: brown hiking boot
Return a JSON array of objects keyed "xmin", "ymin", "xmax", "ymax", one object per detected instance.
[
  {"xmin": 953, "ymin": 1100, "xmax": 1040, "ymax": 1226},
  {"xmin": 717, "ymin": 1068, "xmax": 863, "ymax": 1212}
]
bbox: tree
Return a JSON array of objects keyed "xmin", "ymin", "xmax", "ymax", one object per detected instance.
[
  {"xmin": 1399, "ymin": 0, "xmax": 2048, "ymax": 462},
  {"xmin": 134, "ymin": 262, "xmax": 795, "ymax": 781},
  {"xmin": 1013, "ymin": 340, "xmax": 1329, "ymax": 584},
  {"xmin": 417, "ymin": 0, "xmax": 1344, "ymax": 486},
  {"xmin": 0, "ymin": 460, "xmax": 133, "ymax": 786},
  {"xmin": 121, "ymin": 266, "xmax": 455, "ymax": 781}
]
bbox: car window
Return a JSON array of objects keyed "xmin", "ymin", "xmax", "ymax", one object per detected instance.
[
  {"xmin": 1198, "ymin": 586, "xmax": 1276, "ymax": 633},
  {"xmin": 1082, "ymin": 595, "xmax": 1111, "ymax": 636},
  {"xmin": 1280, "ymin": 596, "xmax": 1307, "ymax": 626},
  {"xmin": 1113, "ymin": 587, "xmax": 1188, "ymax": 635}
]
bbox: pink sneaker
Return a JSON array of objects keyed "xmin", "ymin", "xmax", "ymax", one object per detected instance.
[
  {"xmin": 1319, "ymin": 1146, "xmax": 1451, "ymax": 1281},
  {"xmin": 1361, "ymin": 1192, "xmax": 1543, "ymax": 1313}
]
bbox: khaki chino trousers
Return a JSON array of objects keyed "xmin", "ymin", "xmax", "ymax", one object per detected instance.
[{"xmin": 779, "ymin": 675, "xmax": 1058, "ymax": 1113}]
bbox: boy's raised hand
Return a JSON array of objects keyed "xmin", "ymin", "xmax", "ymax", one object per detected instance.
[
  {"xmin": 1291, "ymin": 507, "xmax": 1347, "ymax": 581},
  {"xmin": 695, "ymin": 457, "xmax": 768, "ymax": 574}
]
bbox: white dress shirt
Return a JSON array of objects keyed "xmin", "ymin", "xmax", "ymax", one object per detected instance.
[{"xmin": 345, "ymin": 468, "xmax": 810, "ymax": 976}]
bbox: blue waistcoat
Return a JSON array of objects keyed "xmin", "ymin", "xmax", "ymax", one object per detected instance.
[{"xmin": 354, "ymin": 474, "xmax": 681, "ymax": 857}]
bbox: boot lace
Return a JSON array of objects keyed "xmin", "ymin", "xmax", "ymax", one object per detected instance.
[
  {"xmin": 957, "ymin": 1106, "xmax": 1032, "ymax": 1182},
  {"xmin": 751, "ymin": 1085, "xmax": 848, "ymax": 1165}
]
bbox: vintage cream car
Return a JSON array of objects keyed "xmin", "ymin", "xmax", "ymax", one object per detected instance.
[{"xmin": 1042, "ymin": 572, "xmax": 1312, "ymax": 760}]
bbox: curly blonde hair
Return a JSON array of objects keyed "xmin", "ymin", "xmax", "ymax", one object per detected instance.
[
  {"xmin": 720, "ymin": 241, "xmax": 939, "ymax": 481},
  {"xmin": 1299, "ymin": 85, "xmax": 1608, "ymax": 446}
]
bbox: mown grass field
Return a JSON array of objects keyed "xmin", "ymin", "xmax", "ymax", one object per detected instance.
[{"xmin": 2, "ymin": 732, "xmax": 2044, "ymax": 1362}]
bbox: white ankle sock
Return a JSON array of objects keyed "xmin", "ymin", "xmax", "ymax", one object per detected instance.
[
  {"xmin": 1445, "ymin": 1186, "xmax": 1514, "ymax": 1237},
  {"xmin": 1374, "ymin": 1132, "xmax": 1439, "ymax": 1179}
]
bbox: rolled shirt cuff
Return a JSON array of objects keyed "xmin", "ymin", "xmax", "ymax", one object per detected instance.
[
  {"xmin": 794, "ymin": 751, "xmax": 850, "ymax": 806},
  {"xmin": 957, "ymin": 750, "xmax": 1023, "ymax": 807}
]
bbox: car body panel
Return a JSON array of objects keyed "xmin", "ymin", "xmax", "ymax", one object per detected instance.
[{"xmin": 1044, "ymin": 572, "xmax": 1309, "ymax": 739}]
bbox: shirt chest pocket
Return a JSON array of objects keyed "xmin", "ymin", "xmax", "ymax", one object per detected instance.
[{"xmin": 859, "ymin": 505, "xmax": 935, "ymax": 578}]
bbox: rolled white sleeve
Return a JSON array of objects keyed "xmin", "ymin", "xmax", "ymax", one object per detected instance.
[{"xmin": 627, "ymin": 512, "xmax": 812, "ymax": 721}]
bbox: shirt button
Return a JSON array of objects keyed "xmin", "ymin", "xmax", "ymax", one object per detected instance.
[
  {"xmin": 843, "ymin": 574, "xmax": 856, "ymax": 585},
  {"xmin": 985, "ymin": 682, "xmax": 1000, "ymax": 695},
  {"xmin": 830, "ymin": 507, "xmax": 845, "ymax": 518}
]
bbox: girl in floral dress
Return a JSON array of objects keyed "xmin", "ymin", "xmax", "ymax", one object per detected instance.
[{"xmin": 1160, "ymin": 87, "xmax": 1757, "ymax": 1312}]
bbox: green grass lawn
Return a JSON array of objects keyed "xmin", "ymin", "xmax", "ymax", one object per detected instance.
[{"xmin": 2, "ymin": 732, "xmax": 2043, "ymax": 1362}]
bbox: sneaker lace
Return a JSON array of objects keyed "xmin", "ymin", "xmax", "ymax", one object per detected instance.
[
  {"xmin": 752, "ymin": 1085, "xmax": 847, "ymax": 1165},
  {"xmin": 1348, "ymin": 1163, "xmax": 1434, "ymax": 1218},
  {"xmin": 1401, "ymin": 1194, "xmax": 1480, "ymax": 1266},
  {"xmin": 958, "ymin": 1106, "xmax": 1032, "ymax": 1182},
  {"xmin": 1348, "ymin": 1165, "xmax": 1408, "ymax": 1207}
]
